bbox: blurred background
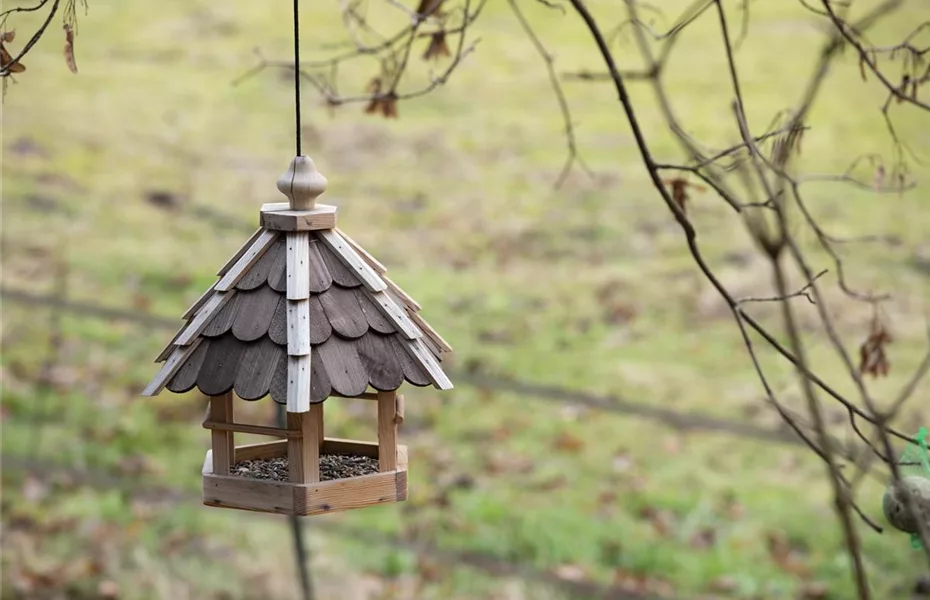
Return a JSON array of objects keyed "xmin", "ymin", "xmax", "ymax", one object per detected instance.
[{"xmin": 2, "ymin": 0, "xmax": 930, "ymax": 598}]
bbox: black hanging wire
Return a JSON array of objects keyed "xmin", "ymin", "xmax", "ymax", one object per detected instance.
[
  {"xmin": 293, "ymin": 0, "xmax": 302, "ymax": 156},
  {"xmin": 283, "ymin": 3, "xmax": 313, "ymax": 599}
]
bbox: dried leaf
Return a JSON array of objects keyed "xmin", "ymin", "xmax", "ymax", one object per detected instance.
[
  {"xmin": 664, "ymin": 178, "xmax": 690, "ymax": 214},
  {"xmin": 688, "ymin": 526, "xmax": 717, "ymax": 549},
  {"xmin": 663, "ymin": 178, "xmax": 705, "ymax": 215},
  {"xmin": 380, "ymin": 93, "xmax": 398, "ymax": 119},
  {"xmin": 765, "ymin": 530, "xmax": 811, "ymax": 577},
  {"xmin": 858, "ymin": 310, "xmax": 892, "ymax": 378},
  {"xmin": 553, "ymin": 564, "xmax": 589, "ymax": 582},
  {"xmin": 799, "ymin": 581, "xmax": 830, "ymax": 600},
  {"xmin": 1, "ymin": 42, "xmax": 25, "ymax": 75},
  {"xmin": 415, "ymin": 0, "xmax": 445, "ymax": 18},
  {"xmin": 859, "ymin": 55, "xmax": 867, "ymax": 81},
  {"xmin": 422, "ymin": 31, "xmax": 451, "ymax": 61},
  {"xmin": 1, "ymin": 30, "xmax": 15, "ymax": 43},
  {"xmin": 552, "ymin": 430, "xmax": 585, "ymax": 453},
  {"xmin": 897, "ymin": 74, "xmax": 911, "ymax": 104},
  {"xmin": 63, "ymin": 24, "xmax": 77, "ymax": 74},
  {"xmin": 639, "ymin": 506, "xmax": 676, "ymax": 538},
  {"xmin": 363, "ymin": 77, "xmax": 399, "ymax": 119}
]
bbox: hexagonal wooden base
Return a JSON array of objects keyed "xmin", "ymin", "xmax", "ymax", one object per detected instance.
[
  {"xmin": 202, "ymin": 437, "xmax": 407, "ymax": 516},
  {"xmin": 259, "ymin": 202, "xmax": 337, "ymax": 231}
]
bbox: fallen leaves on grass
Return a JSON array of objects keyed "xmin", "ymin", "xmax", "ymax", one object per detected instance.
[
  {"xmin": 765, "ymin": 530, "xmax": 811, "ymax": 578},
  {"xmin": 552, "ymin": 430, "xmax": 585, "ymax": 454},
  {"xmin": 638, "ymin": 505, "xmax": 677, "ymax": 538},
  {"xmin": 482, "ymin": 449, "xmax": 536, "ymax": 476},
  {"xmin": 612, "ymin": 569, "xmax": 676, "ymax": 597},
  {"xmin": 799, "ymin": 581, "xmax": 830, "ymax": 600},
  {"xmin": 552, "ymin": 563, "xmax": 590, "ymax": 582},
  {"xmin": 594, "ymin": 279, "xmax": 638, "ymax": 326},
  {"xmin": 687, "ymin": 526, "xmax": 717, "ymax": 549}
]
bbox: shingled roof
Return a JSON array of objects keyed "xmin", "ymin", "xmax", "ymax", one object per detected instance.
[{"xmin": 141, "ymin": 157, "xmax": 452, "ymax": 406}]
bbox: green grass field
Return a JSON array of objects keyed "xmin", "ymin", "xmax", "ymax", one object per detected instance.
[{"xmin": 2, "ymin": 0, "xmax": 930, "ymax": 598}]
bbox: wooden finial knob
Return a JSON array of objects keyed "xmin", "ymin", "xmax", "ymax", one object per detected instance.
[{"xmin": 277, "ymin": 155, "xmax": 327, "ymax": 211}]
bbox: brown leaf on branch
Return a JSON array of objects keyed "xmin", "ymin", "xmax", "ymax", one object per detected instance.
[
  {"xmin": 858, "ymin": 310, "xmax": 892, "ymax": 378},
  {"xmin": 859, "ymin": 55, "xmax": 867, "ymax": 81},
  {"xmin": 422, "ymin": 31, "xmax": 451, "ymax": 61},
  {"xmin": 663, "ymin": 178, "xmax": 706, "ymax": 215},
  {"xmin": 897, "ymin": 74, "xmax": 911, "ymax": 104},
  {"xmin": 63, "ymin": 24, "xmax": 78, "ymax": 74},
  {"xmin": 1, "ymin": 31, "xmax": 26, "ymax": 75},
  {"xmin": 415, "ymin": 0, "xmax": 445, "ymax": 19},
  {"xmin": 363, "ymin": 76, "xmax": 399, "ymax": 119}
]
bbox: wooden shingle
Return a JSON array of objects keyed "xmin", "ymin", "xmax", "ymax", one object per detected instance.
[
  {"xmin": 317, "ymin": 335, "xmax": 369, "ymax": 397},
  {"xmin": 237, "ymin": 236, "xmax": 285, "ymax": 291},
  {"xmin": 235, "ymin": 337, "xmax": 284, "ymax": 400},
  {"xmin": 306, "ymin": 240, "xmax": 333, "ymax": 293},
  {"xmin": 357, "ymin": 332, "xmax": 404, "ymax": 391},
  {"xmin": 231, "ymin": 286, "xmax": 281, "ymax": 342},
  {"xmin": 166, "ymin": 339, "xmax": 210, "ymax": 393},
  {"xmin": 320, "ymin": 286, "xmax": 368, "ymax": 339},
  {"xmin": 196, "ymin": 334, "xmax": 247, "ymax": 396}
]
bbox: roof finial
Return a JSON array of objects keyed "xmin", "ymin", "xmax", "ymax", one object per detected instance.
[{"xmin": 277, "ymin": 155, "xmax": 327, "ymax": 211}]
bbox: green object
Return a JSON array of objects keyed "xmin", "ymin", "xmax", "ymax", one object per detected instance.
[{"xmin": 889, "ymin": 427, "xmax": 930, "ymax": 549}]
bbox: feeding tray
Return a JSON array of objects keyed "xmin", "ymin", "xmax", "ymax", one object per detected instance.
[
  {"xmin": 140, "ymin": 156, "xmax": 453, "ymax": 516},
  {"xmin": 203, "ymin": 437, "xmax": 408, "ymax": 516}
]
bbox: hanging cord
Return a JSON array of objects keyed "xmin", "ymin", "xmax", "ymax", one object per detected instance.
[
  {"xmin": 277, "ymin": 404, "xmax": 315, "ymax": 600},
  {"xmin": 282, "ymin": 6, "xmax": 313, "ymax": 597},
  {"xmin": 293, "ymin": 0, "xmax": 302, "ymax": 156}
]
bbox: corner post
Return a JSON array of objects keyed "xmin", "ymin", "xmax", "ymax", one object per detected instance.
[
  {"xmin": 288, "ymin": 403, "xmax": 323, "ymax": 483},
  {"xmin": 210, "ymin": 392, "xmax": 234, "ymax": 475},
  {"xmin": 377, "ymin": 390, "xmax": 398, "ymax": 472}
]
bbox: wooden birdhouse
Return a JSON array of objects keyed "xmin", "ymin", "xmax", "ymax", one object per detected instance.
[{"xmin": 141, "ymin": 156, "xmax": 453, "ymax": 516}]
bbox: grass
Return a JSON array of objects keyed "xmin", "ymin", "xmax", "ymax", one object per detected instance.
[{"xmin": 2, "ymin": 0, "xmax": 930, "ymax": 598}]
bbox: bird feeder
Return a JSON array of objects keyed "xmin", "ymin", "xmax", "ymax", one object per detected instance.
[{"xmin": 141, "ymin": 155, "xmax": 453, "ymax": 516}]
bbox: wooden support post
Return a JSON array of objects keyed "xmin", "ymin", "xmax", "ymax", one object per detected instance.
[
  {"xmin": 395, "ymin": 394, "xmax": 405, "ymax": 426},
  {"xmin": 378, "ymin": 390, "xmax": 398, "ymax": 473},
  {"xmin": 311, "ymin": 402, "xmax": 324, "ymax": 451},
  {"xmin": 210, "ymin": 392, "xmax": 233, "ymax": 475},
  {"xmin": 287, "ymin": 403, "xmax": 323, "ymax": 483}
]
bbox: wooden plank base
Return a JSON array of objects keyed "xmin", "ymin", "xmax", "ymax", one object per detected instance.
[{"xmin": 203, "ymin": 438, "xmax": 407, "ymax": 516}]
